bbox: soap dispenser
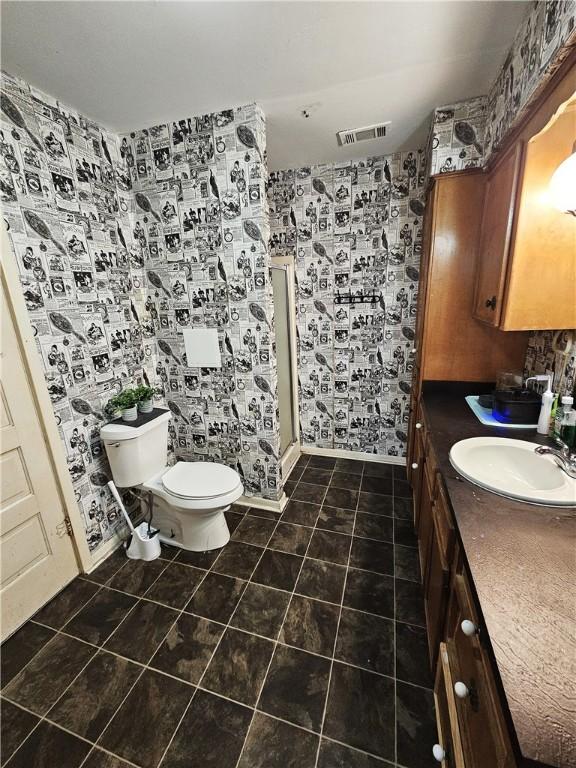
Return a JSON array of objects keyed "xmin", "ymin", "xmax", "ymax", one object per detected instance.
[{"xmin": 526, "ymin": 375, "xmax": 555, "ymax": 435}]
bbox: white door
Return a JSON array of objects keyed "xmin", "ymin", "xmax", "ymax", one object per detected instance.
[{"xmin": 0, "ymin": 275, "xmax": 79, "ymax": 640}]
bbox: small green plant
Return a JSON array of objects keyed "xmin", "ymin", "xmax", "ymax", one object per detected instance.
[
  {"xmin": 134, "ymin": 385, "xmax": 154, "ymax": 403},
  {"xmin": 108, "ymin": 388, "xmax": 139, "ymax": 412}
]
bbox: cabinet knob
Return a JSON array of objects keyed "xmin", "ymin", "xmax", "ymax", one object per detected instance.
[
  {"xmin": 461, "ymin": 619, "xmax": 478, "ymax": 637},
  {"xmin": 432, "ymin": 744, "xmax": 446, "ymax": 762},
  {"xmin": 412, "ymin": 462, "xmax": 418, "ymax": 469},
  {"xmin": 411, "ymin": 348, "xmax": 417, "ymax": 354},
  {"xmin": 485, "ymin": 295, "xmax": 497, "ymax": 310},
  {"xmin": 454, "ymin": 681, "xmax": 469, "ymax": 699},
  {"xmin": 415, "ymin": 422, "xmax": 422, "ymax": 430}
]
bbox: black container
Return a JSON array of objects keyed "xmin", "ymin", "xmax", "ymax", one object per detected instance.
[{"xmin": 492, "ymin": 389, "xmax": 541, "ymax": 424}]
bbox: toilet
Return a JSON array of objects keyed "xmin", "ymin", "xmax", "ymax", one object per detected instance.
[{"xmin": 100, "ymin": 410, "xmax": 243, "ymax": 551}]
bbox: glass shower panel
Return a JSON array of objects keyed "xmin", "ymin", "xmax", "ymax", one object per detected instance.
[{"xmin": 271, "ymin": 266, "xmax": 296, "ymax": 457}]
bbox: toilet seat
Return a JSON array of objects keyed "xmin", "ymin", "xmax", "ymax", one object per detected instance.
[{"xmin": 162, "ymin": 461, "xmax": 242, "ymax": 500}]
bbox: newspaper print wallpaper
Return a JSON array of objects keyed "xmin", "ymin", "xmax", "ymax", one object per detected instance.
[
  {"xmin": 0, "ymin": 70, "xmax": 147, "ymax": 552},
  {"xmin": 426, "ymin": 96, "xmax": 487, "ymax": 176},
  {"xmin": 1, "ymin": 67, "xmax": 280, "ymax": 557},
  {"xmin": 269, "ymin": 151, "xmax": 426, "ymax": 458},
  {"xmin": 524, "ymin": 330, "xmax": 576, "ymax": 397},
  {"xmin": 427, "ymin": 1, "xmax": 576, "ymax": 176},
  {"xmin": 120, "ymin": 104, "xmax": 282, "ymax": 503}
]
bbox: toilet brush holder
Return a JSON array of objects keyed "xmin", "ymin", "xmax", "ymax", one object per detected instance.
[
  {"xmin": 126, "ymin": 521, "xmax": 161, "ymax": 561},
  {"xmin": 107, "ymin": 480, "xmax": 161, "ymax": 561}
]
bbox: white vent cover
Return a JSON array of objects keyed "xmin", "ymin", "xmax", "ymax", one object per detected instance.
[{"xmin": 337, "ymin": 121, "xmax": 390, "ymax": 146}]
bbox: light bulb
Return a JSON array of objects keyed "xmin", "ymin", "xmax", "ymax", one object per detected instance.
[{"xmin": 549, "ymin": 145, "xmax": 576, "ymax": 216}]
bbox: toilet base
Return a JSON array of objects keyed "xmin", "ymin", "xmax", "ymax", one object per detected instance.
[{"xmin": 143, "ymin": 494, "xmax": 231, "ymax": 552}]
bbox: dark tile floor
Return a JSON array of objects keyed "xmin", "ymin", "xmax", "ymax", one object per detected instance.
[{"xmin": 0, "ymin": 455, "xmax": 436, "ymax": 768}]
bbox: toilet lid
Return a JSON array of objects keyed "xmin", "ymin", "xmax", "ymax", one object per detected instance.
[{"xmin": 162, "ymin": 461, "xmax": 241, "ymax": 499}]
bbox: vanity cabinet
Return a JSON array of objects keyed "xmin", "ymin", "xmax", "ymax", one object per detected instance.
[{"xmin": 413, "ymin": 396, "xmax": 515, "ymax": 767}]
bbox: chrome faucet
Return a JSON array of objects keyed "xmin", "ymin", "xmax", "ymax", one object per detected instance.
[{"xmin": 535, "ymin": 443, "xmax": 576, "ymax": 480}]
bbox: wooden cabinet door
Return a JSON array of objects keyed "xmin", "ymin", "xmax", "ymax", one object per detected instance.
[
  {"xmin": 434, "ymin": 643, "xmax": 466, "ymax": 768},
  {"xmin": 425, "ymin": 498, "xmax": 450, "ymax": 665},
  {"xmin": 501, "ymin": 89, "xmax": 576, "ymax": 330},
  {"xmin": 473, "ymin": 143, "xmax": 522, "ymax": 326},
  {"xmin": 411, "ymin": 426, "xmax": 425, "ymax": 527},
  {"xmin": 417, "ymin": 459, "xmax": 435, "ymax": 580},
  {"xmin": 447, "ymin": 572, "xmax": 515, "ymax": 768}
]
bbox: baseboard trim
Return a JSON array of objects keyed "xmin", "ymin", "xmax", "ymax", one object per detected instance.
[
  {"xmin": 301, "ymin": 446, "xmax": 405, "ymax": 466},
  {"xmin": 280, "ymin": 441, "xmax": 301, "ymax": 480},
  {"xmin": 236, "ymin": 492, "xmax": 289, "ymax": 514}
]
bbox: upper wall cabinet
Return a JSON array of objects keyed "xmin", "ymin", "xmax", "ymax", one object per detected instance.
[{"xmin": 474, "ymin": 59, "xmax": 576, "ymax": 331}]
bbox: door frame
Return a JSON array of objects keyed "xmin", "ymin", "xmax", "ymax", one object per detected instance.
[
  {"xmin": 270, "ymin": 257, "xmax": 300, "ymax": 479},
  {"xmin": 1, "ymin": 225, "xmax": 92, "ymax": 572}
]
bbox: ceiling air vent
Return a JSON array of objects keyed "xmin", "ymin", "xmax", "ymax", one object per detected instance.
[{"xmin": 337, "ymin": 121, "xmax": 390, "ymax": 147}]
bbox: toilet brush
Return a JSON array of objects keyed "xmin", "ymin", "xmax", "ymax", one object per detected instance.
[{"xmin": 107, "ymin": 481, "xmax": 161, "ymax": 561}]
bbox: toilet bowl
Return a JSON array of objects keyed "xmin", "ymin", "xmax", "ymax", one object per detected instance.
[
  {"xmin": 100, "ymin": 410, "xmax": 244, "ymax": 552},
  {"xmin": 142, "ymin": 461, "xmax": 243, "ymax": 551}
]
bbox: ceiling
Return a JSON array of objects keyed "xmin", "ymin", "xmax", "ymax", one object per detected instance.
[{"xmin": 1, "ymin": 1, "xmax": 529, "ymax": 169}]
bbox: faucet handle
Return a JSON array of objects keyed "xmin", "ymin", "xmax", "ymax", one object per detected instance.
[{"xmin": 557, "ymin": 439, "xmax": 575, "ymax": 459}]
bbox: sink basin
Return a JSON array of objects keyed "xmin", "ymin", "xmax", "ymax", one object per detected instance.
[{"xmin": 449, "ymin": 437, "xmax": 576, "ymax": 507}]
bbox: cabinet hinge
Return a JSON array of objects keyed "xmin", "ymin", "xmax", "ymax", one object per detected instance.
[{"xmin": 56, "ymin": 517, "xmax": 74, "ymax": 538}]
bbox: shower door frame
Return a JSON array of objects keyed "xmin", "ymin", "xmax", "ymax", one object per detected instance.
[{"xmin": 270, "ymin": 257, "xmax": 300, "ymax": 479}]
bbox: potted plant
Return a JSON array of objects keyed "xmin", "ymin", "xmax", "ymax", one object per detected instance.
[
  {"xmin": 135, "ymin": 385, "xmax": 155, "ymax": 413},
  {"xmin": 108, "ymin": 388, "xmax": 139, "ymax": 422}
]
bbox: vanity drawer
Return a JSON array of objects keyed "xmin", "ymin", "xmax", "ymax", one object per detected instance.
[
  {"xmin": 446, "ymin": 572, "xmax": 515, "ymax": 768},
  {"xmin": 433, "ymin": 642, "xmax": 465, "ymax": 768}
]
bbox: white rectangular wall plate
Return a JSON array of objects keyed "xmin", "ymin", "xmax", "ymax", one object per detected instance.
[{"xmin": 183, "ymin": 328, "xmax": 222, "ymax": 368}]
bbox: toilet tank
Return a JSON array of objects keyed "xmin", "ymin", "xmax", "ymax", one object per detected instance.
[{"xmin": 100, "ymin": 410, "xmax": 171, "ymax": 487}]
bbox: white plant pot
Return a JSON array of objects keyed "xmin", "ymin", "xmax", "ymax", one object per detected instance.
[
  {"xmin": 139, "ymin": 399, "xmax": 154, "ymax": 413},
  {"xmin": 121, "ymin": 405, "xmax": 138, "ymax": 422}
]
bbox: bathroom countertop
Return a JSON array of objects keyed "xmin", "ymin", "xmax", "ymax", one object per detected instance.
[{"xmin": 422, "ymin": 384, "xmax": 576, "ymax": 768}]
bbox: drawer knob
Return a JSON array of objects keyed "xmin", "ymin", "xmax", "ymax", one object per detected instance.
[
  {"xmin": 454, "ymin": 681, "xmax": 469, "ymax": 699},
  {"xmin": 432, "ymin": 744, "xmax": 446, "ymax": 762},
  {"xmin": 415, "ymin": 422, "xmax": 422, "ymax": 430},
  {"xmin": 411, "ymin": 348, "xmax": 417, "ymax": 354},
  {"xmin": 461, "ymin": 619, "xmax": 478, "ymax": 637},
  {"xmin": 412, "ymin": 462, "xmax": 419, "ymax": 469}
]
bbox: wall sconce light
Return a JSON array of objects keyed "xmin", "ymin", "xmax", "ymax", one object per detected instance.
[{"xmin": 549, "ymin": 140, "xmax": 576, "ymax": 217}]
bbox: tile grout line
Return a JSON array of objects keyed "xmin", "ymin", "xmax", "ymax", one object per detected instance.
[
  {"xmin": 87, "ymin": 543, "xmax": 422, "ymax": 593},
  {"xmin": 312, "ymin": 459, "xmax": 364, "ymax": 768},
  {"xmin": 5, "ymin": 618, "xmax": 435, "ymax": 696},
  {"xmin": 154, "ymin": 497, "xmax": 293, "ymax": 768},
  {"xmin": 4, "ymin": 549, "xmax": 206, "ymax": 768},
  {"xmin": 3, "ymin": 458, "xmax": 421, "ymax": 768},
  {"xmin": 0, "ymin": 695, "xmax": 143, "ymax": 768},
  {"xmin": 0, "ymin": 581, "xmax": 107, "ymax": 696},
  {"xmin": 2, "ymin": 554, "xmax": 179, "ymax": 768},
  {"xmin": 141, "ymin": 513, "xmax": 286, "ymax": 768},
  {"xmin": 1, "ymin": 684, "xmax": 412, "ymax": 768},
  {"xmin": 232, "ymin": 459, "xmax": 333, "ymax": 768},
  {"xmin": 77, "ymin": 521, "xmax": 267, "ymax": 768}
]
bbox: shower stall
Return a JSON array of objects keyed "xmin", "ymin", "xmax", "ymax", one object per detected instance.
[{"xmin": 270, "ymin": 258, "xmax": 300, "ymax": 478}]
